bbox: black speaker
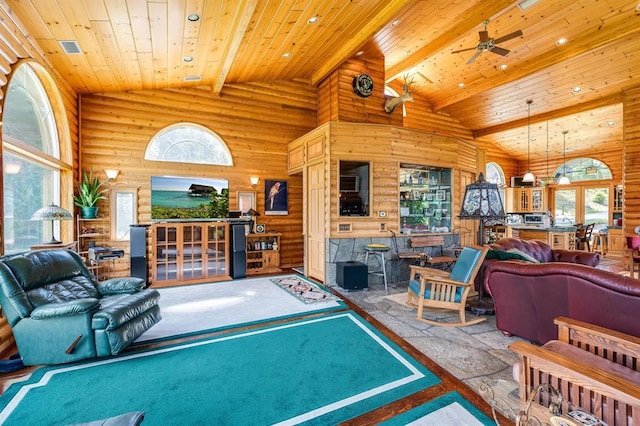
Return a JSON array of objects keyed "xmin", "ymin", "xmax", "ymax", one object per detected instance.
[
  {"xmin": 336, "ymin": 261, "xmax": 368, "ymax": 290},
  {"xmin": 130, "ymin": 224, "xmax": 149, "ymax": 282}
]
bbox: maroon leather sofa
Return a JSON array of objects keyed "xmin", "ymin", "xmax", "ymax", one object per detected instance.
[
  {"xmin": 485, "ymin": 253, "xmax": 640, "ymax": 345},
  {"xmin": 474, "ymin": 237, "xmax": 600, "ymax": 295}
]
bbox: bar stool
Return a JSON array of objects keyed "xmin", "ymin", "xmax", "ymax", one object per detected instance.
[
  {"xmin": 592, "ymin": 231, "xmax": 607, "ymax": 256},
  {"xmin": 364, "ymin": 244, "xmax": 389, "ymax": 292}
]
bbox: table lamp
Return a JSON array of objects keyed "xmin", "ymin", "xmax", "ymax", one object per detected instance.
[
  {"xmin": 458, "ymin": 173, "xmax": 506, "ymax": 315},
  {"xmin": 31, "ymin": 203, "xmax": 73, "ymax": 244}
]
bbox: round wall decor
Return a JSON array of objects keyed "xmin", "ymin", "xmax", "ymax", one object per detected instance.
[
  {"xmin": 255, "ymin": 224, "xmax": 266, "ymax": 233},
  {"xmin": 352, "ymin": 74, "xmax": 374, "ymax": 97}
]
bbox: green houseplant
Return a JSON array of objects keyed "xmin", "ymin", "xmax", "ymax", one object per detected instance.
[{"xmin": 73, "ymin": 170, "xmax": 109, "ymax": 218}]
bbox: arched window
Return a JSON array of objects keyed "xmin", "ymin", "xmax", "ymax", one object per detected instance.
[
  {"xmin": 145, "ymin": 123, "xmax": 233, "ymax": 166},
  {"xmin": 2, "ymin": 63, "xmax": 69, "ymax": 254},
  {"xmin": 553, "ymin": 158, "xmax": 612, "ymax": 182},
  {"xmin": 485, "ymin": 162, "xmax": 506, "ymax": 186}
]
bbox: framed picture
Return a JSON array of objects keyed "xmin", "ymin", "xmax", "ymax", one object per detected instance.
[
  {"xmin": 425, "ymin": 193, "xmax": 433, "ymax": 201},
  {"xmin": 237, "ymin": 191, "xmax": 256, "ymax": 214},
  {"xmin": 265, "ymin": 180, "xmax": 288, "ymax": 215},
  {"xmin": 412, "ymin": 189, "xmax": 421, "ymax": 200},
  {"xmin": 436, "ymin": 190, "xmax": 446, "ymax": 201}
]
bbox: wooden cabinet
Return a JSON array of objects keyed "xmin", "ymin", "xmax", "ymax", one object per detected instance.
[
  {"xmin": 548, "ymin": 232, "xmax": 571, "ymax": 250},
  {"xmin": 399, "ymin": 165, "xmax": 452, "ymax": 234},
  {"xmin": 246, "ymin": 233, "xmax": 281, "ymax": 275},
  {"xmin": 504, "ymin": 188, "xmax": 547, "ymax": 213},
  {"xmin": 151, "ymin": 222, "xmax": 229, "ymax": 285},
  {"xmin": 608, "ymin": 227, "xmax": 624, "ymax": 253}
]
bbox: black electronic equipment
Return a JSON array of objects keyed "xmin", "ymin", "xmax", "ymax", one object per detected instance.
[{"xmin": 88, "ymin": 247, "xmax": 125, "ymax": 262}]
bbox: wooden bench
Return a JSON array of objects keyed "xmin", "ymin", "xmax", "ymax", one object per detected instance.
[{"xmin": 400, "ymin": 235, "xmax": 457, "ymax": 270}]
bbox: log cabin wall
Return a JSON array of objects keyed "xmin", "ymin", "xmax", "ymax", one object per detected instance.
[
  {"xmin": 0, "ymin": 8, "xmax": 79, "ymax": 355},
  {"xmin": 80, "ymin": 82, "xmax": 317, "ymax": 277},
  {"xmin": 623, "ymin": 86, "xmax": 640, "ymax": 235}
]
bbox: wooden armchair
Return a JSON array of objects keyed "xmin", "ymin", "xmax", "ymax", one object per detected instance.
[
  {"xmin": 509, "ymin": 317, "xmax": 640, "ymax": 426},
  {"xmin": 406, "ymin": 245, "xmax": 488, "ymax": 327}
]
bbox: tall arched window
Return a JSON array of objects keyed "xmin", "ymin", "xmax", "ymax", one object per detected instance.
[
  {"xmin": 144, "ymin": 123, "xmax": 233, "ymax": 166},
  {"xmin": 485, "ymin": 162, "xmax": 506, "ymax": 186},
  {"xmin": 2, "ymin": 62, "xmax": 69, "ymax": 254}
]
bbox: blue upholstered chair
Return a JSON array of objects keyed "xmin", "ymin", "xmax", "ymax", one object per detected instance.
[{"xmin": 406, "ymin": 245, "xmax": 489, "ymax": 327}]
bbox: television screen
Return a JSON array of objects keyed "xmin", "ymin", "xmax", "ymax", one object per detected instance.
[{"xmin": 151, "ymin": 176, "xmax": 229, "ymax": 220}]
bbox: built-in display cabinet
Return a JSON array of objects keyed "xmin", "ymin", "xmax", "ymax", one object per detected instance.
[
  {"xmin": 504, "ymin": 187, "xmax": 548, "ymax": 213},
  {"xmin": 151, "ymin": 221, "xmax": 229, "ymax": 285},
  {"xmin": 399, "ymin": 164, "xmax": 452, "ymax": 234}
]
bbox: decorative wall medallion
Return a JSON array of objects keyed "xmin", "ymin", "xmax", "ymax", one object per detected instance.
[
  {"xmin": 255, "ymin": 224, "xmax": 266, "ymax": 233},
  {"xmin": 352, "ymin": 74, "xmax": 374, "ymax": 97}
]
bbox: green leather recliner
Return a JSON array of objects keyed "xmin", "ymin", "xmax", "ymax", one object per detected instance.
[{"xmin": 0, "ymin": 249, "xmax": 162, "ymax": 366}]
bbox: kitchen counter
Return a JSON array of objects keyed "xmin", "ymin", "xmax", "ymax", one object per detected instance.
[
  {"xmin": 507, "ymin": 225, "xmax": 576, "ymax": 250},
  {"xmin": 508, "ymin": 225, "xmax": 577, "ymax": 232}
]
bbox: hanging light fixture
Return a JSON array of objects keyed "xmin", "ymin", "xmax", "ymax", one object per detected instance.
[
  {"xmin": 558, "ymin": 130, "xmax": 570, "ymax": 185},
  {"xmin": 522, "ymin": 99, "xmax": 535, "ymax": 183}
]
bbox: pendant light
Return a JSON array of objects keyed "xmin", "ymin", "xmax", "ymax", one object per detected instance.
[
  {"xmin": 558, "ymin": 130, "xmax": 570, "ymax": 185},
  {"xmin": 522, "ymin": 99, "xmax": 535, "ymax": 183}
]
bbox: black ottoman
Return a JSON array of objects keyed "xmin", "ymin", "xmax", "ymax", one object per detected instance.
[{"xmin": 336, "ymin": 261, "xmax": 368, "ymax": 290}]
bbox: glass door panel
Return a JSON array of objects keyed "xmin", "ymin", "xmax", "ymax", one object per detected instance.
[
  {"xmin": 584, "ymin": 186, "xmax": 609, "ymax": 231},
  {"xmin": 554, "ymin": 189, "xmax": 577, "ymax": 225}
]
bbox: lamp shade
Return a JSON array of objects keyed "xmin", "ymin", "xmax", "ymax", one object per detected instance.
[
  {"xmin": 459, "ymin": 173, "xmax": 506, "ymax": 221},
  {"xmin": 31, "ymin": 203, "xmax": 73, "ymax": 221},
  {"xmin": 31, "ymin": 203, "xmax": 73, "ymax": 245}
]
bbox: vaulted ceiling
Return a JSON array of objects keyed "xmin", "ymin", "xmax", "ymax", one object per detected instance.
[{"xmin": 7, "ymin": 0, "xmax": 640, "ymax": 161}]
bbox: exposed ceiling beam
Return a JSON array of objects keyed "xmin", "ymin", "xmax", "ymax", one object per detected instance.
[
  {"xmin": 473, "ymin": 93, "xmax": 623, "ymax": 138},
  {"xmin": 212, "ymin": 0, "xmax": 259, "ymax": 95},
  {"xmin": 310, "ymin": 0, "xmax": 413, "ymax": 86},
  {"xmin": 385, "ymin": 0, "xmax": 518, "ymax": 82},
  {"xmin": 434, "ymin": 10, "xmax": 640, "ymax": 111}
]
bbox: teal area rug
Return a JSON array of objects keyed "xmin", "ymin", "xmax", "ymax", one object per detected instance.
[
  {"xmin": 0, "ymin": 312, "xmax": 442, "ymax": 425},
  {"xmin": 379, "ymin": 391, "xmax": 495, "ymax": 425},
  {"xmin": 136, "ymin": 274, "xmax": 346, "ymax": 343}
]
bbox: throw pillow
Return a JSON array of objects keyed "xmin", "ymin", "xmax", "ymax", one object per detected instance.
[
  {"xmin": 506, "ymin": 248, "xmax": 540, "ymax": 263},
  {"xmin": 486, "ymin": 249, "xmax": 529, "ymax": 262}
]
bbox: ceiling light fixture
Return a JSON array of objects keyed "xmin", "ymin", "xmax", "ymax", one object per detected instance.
[
  {"xmin": 556, "ymin": 38, "xmax": 568, "ymax": 46},
  {"xmin": 607, "ymin": 121, "xmax": 616, "ymax": 127},
  {"xmin": 572, "ymin": 86, "xmax": 582, "ymax": 93},
  {"xmin": 187, "ymin": 13, "xmax": 200, "ymax": 22},
  {"xmin": 518, "ymin": 0, "xmax": 540, "ymax": 11},
  {"xmin": 391, "ymin": 20, "xmax": 401, "ymax": 27},
  {"xmin": 307, "ymin": 16, "xmax": 319, "ymax": 24},
  {"xmin": 457, "ymin": 83, "xmax": 465, "ymax": 88},
  {"xmin": 558, "ymin": 130, "xmax": 571, "ymax": 185},
  {"xmin": 183, "ymin": 56, "xmax": 194, "ymax": 62},
  {"xmin": 522, "ymin": 100, "xmax": 536, "ymax": 183},
  {"xmin": 282, "ymin": 52, "xmax": 292, "ymax": 58},
  {"xmin": 355, "ymin": 50, "xmax": 365, "ymax": 56},
  {"xmin": 499, "ymin": 64, "xmax": 508, "ymax": 70}
]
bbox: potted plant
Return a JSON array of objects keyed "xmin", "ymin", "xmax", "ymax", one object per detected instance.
[{"xmin": 73, "ymin": 170, "xmax": 109, "ymax": 218}]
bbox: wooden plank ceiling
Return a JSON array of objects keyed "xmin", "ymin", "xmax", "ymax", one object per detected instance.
[{"xmin": 5, "ymin": 0, "xmax": 640, "ymax": 161}]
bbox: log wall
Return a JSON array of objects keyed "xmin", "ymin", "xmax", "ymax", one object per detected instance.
[
  {"xmin": 80, "ymin": 82, "xmax": 317, "ymax": 275},
  {"xmin": 623, "ymin": 87, "xmax": 640, "ymax": 235}
]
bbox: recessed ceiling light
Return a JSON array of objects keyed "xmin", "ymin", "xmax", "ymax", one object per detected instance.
[
  {"xmin": 518, "ymin": 0, "xmax": 540, "ymax": 10},
  {"xmin": 355, "ymin": 50, "xmax": 365, "ymax": 56},
  {"xmin": 183, "ymin": 56, "xmax": 194, "ymax": 62},
  {"xmin": 496, "ymin": 112, "xmax": 503, "ymax": 115},
  {"xmin": 556, "ymin": 38, "xmax": 568, "ymax": 46},
  {"xmin": 607, "ymin": 121, "xmax": 616, "ymax": 126},
  {"xmin": 499, "ymin": 64, "xmax": 508, "ymax": 70},
  {"xmin": 307, "ymin": 16, "xmax": 319, "ymax": 24},
  {"xmin": 572, "ymin": 86, "xmax": 582, "ymax": 93},
  {"xmin": 186, "ymin": 13, "xmax": 200, "ymax": 22},
  {"xmin": 391, "ymin": 20, "xmax": 401, "ymax": 26},
  {"xmin": 282, "ymin": 52, "xmax": 292, "ymax": 58},
  {"xmin": 183, "ymin": 75, "xmax": 202, "ymax": 81},
  {"xmin": 457, "ymin": 83, "xmax": 465, "ymax": 88}
]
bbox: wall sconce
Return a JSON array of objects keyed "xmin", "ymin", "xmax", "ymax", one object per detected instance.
[
  {"xmin": 250, "ymin": 176, "xmax": 260, "ymax": 187},
  {"xmin": 105, "ymin": 169, "xmax": 119, "ymax": 180}
]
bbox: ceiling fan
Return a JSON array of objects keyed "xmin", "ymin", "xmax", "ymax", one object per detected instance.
[{"xmin": 452, "ymin": 20, "xmax": 523, "ymax": 64}]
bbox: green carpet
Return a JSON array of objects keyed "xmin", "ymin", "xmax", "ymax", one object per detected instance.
[{"xmin": 0, "ymin": 312, "xmax": 446, "ymax": 425}]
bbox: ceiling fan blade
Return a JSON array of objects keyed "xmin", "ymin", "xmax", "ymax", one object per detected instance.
[
  {"xmin": 466, "ymin": 50, "xmax": 483, "ymax": 64},
  {"xmin": 478, "ymin": 30, "xmax": 489, "ymax": 43},
  {"xmin": 451, "ymin": 46, "xmax": 478, "ymax": 54},
  {"xmin": 490, "ymin": 46, "xmax": 510, "ymax": 56},
  {"xmin": 493, "ymin": 29, "xmax": 523, "ymax": 45}
]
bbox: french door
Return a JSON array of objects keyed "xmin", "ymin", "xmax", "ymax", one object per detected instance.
[{"xmin": 553, "ymin": 185, "xmax": 610, "ymax": 227}]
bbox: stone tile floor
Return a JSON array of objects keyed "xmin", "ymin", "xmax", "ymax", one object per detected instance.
[{"xmin": 333, "ymin": 280, "xmax": 525, "ymax": 423}]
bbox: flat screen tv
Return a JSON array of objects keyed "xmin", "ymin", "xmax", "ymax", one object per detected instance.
[{"xmin": 151, "ymin": 176, "xmax": 229, "ymax": 220}]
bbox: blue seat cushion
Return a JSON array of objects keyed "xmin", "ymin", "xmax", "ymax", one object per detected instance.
[{"xmin": 409, "ymin": 279, "xmax": 463, "ymax": 303}]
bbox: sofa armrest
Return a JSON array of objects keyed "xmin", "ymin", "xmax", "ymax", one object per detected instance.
[
  {"xmin": 97, "ymin": 277, "xmax": 146, "ymax": 295},
  {"xmin": 29, "ymin": 298, "xmax": 100, "ymax": 320},
  {"xmin": 551, "ymin": 249, "xmax": 600, "ymax": 266}
]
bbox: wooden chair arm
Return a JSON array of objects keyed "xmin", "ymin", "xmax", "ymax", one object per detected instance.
[
  {"xmin": 409, "ymin": 265, "xmax": 449, "ymax": 279},
  {"xmin": 554, "ymin": 316, "xmax": 640, "ymax": 365},
  {"xmin": 509, "ymin": 340, "xmax": 640, "ymax": 405}
]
